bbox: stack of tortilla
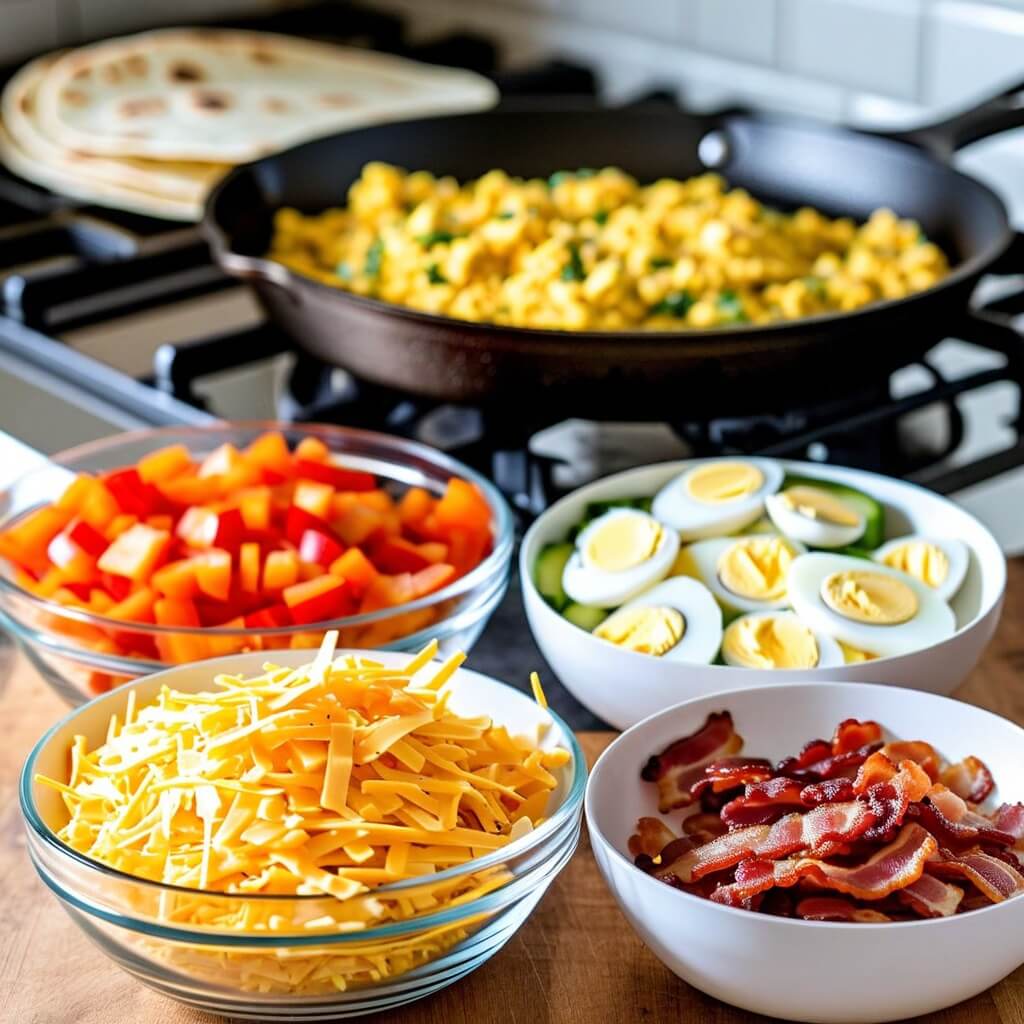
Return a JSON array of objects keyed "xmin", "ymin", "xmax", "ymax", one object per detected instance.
[{"xmin": 0, "ymin": 28, "xmax": 498, "ymax": 221}]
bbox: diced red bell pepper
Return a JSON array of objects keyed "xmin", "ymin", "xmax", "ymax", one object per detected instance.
[
  {"xmin": 195, "ymin": 548, "xmax": 232, "ymax": 602},
  {"xmin": 137, "ymin": 444, "xmax": 193, "ymax": 484},
  {"xmin": 102, "ymin": 468, "xmax": 165, "ymax": 518},
  {"xmin": 284, "ymin": 505, "xmax": 339, "ymax": 546},
  {"xmin": 295, "ymin": 459, "xmax": 376, "ymax": 492},
  {"xmin": 97, "ymin": 524, "xmax": 171, "ymax": 582},
  {"xmin": 370, "ymin": 537, "xmax": 435, "ymax": 574},
  {"xmin": 297, "ymin": 527, "xmax": 344, "ymax": 566},
  {"xmin": 101, "ymin": 572, "xmax": 133, "ymax": 601},
  {"xmin": 292, "ymin": 481, "xmax": 334, "ymax": 519},
  {"xmin": 66, "ymin": 519, "xmax": 110, "ymax": 557},
  {"xmin": 283, "ymin": 574, "xmax": 354, "ymax": 624},
  {"xmin": 244, "ymin": 603, "xmax": 291, "ymax": 629},
  {"xmin": 176, "ymin": 506, "xmax": 244, "ymax": 551},
  {"xmin": 59, "ymin": 581, "xmax": 93, "ymax": 603}
]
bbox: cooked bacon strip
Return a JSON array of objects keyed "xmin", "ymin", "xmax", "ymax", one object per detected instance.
[
  {"xmin": 926, "ymin": 848, "xmax": 1024, "ymax": 903},
  {"xmin": 896, "ymin": 874, "xmax": 963, "ymax": 918},
  {"xmin": 880, "ymin": 740, "xmax": 940, "ymax": 781},
  {"xmin": 858, "ymin": 758, "xmax": 931, "ymax": 842},
  {"xmin": 690, "ymin": 757, "xmax": 773, "ymax": 797},
  {"xmin": 910, "ymin": 787, "xmax": 1013, "ymax": 846},
  {"xmin": 721, "ymin": 777, "xmax": 806, "ymax": 829},
  {"xmin": 939, "ymin": 756, "xmax": 995, "ymax": 804},
  {"xmin": 801, "ymin": 778, "xmax": 857, "ymax": 805},
  {"xmin": 664, "ymin": 801, "xmax": 875, "ymax": 883},
  {"xmin": 831, "ymin": 719, "xmax": 883, "ymax": 756},
  {"xmin": 788, "ymin": 743, "xmax": 883, "ymax": 781},
  {"xmin": 796, "ymin": 896, "xmax": 890, "ymax": 923},
  {"xmin": 628, "ymin": 817, "xmax": 678, "ymax": 860},
  {"xmin": 776, "ymin": 738, "xmax": 832, "ymax": 776},
  {"xmin": 682, "ymin": 812, "xmax": 728, "ymax": 842},
  {"xmin": 641, "ymin": 712, "xmax": 742, "ymax": 812},
  {"xmin": 993, "ymin": 803, "xmax": 1024, "ymax": 842}
]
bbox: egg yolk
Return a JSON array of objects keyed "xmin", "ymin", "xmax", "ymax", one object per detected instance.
[
  {"xmin": 880, "ymin": 541, "xmax": 949, "ymax": 589},
  {"xmin": 717, "ymin": 536, "xmax": 796, "ymax": 601},
  {"xmin": 723, "ymin": 615, "xmax": 820, "ymax": 669},
  {"xmin": 778, "ymin": 486, "xmax": 860, "ymax": 527},
  {"xmin": 839, "ymin": 640, "xmax": 878, "ymax": 663},
  {"xmin": 821, "ymin": 570, "xmax": 919, "ymax": 625},
  {"xmin": 593, "ymin": 605, "xmax": 685, "ymax": 656},
  {"xmin": 584, "ymin": 515, "xmax": 663, "ymax": 572},
  {"xmin": 685, "ymin": 461, "xmax": 764, "ymax": 504}
]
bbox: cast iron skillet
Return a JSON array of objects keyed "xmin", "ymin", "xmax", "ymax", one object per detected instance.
[{"xmin": 204, "ymin": 81, "xmax": 1024, "ymax": 418}]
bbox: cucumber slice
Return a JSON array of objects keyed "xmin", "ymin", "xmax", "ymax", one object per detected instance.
[
  {"xmin": 534, "ymin": 543, "xmax": 574, "ymax": 610},
  {"xmin": 781, "ymin": 475, "xmax": 885, "ymax": 550},
  {"xmin": 562, "ymin": 602, "xmax": 608, "ymax": 631}
]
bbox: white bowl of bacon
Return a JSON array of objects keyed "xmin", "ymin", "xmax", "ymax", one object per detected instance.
[{"xmin": 586, "ymin": 682, "xmax": 1024, "ymax": 1023}]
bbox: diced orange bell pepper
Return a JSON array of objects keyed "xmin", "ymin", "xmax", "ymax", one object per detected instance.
[
  {"xmin": 283, "ymin": 574, "xmax": 353, "ymax": 624},
  {"xmin": 263, "ymin": 549, "xmax": 299, "ymax": 591},
  {"xmin": 154, "ymin": 597, "xmax": 209, "ymax": 663},
  {"xmin": 206, "ymin": 617, "xmax": 249, "ymax": 657},
  {"xmin": 105, "ymin": 514, "xmax": 139, "ymax": 541},
  {"xmin": 198, "ymin": 443, "xmax": 243, "ymax": 479},
  {"xmin": 446, "ymin": 526, "xmax": 490, "ymax": 577},
  {"xmin": 329, "ymin": 547, "xmax": 379, "ymax": 597},
  {"xmin": 398, "ymin": 486, "xmax": 435, "ymax": 528},
  {"xmin": 152, "ymin": 558, "xmax": 199, "ymax": 598},
  {"xmin": 237, "ymin": 486, "xmax": 272, "ymax": 530},
  {"xmin": 294, "ymin": 436, "xmax": 330, "ymax": 463},
  {"xmin": 299, "ymin": 560, "xmax": 323, "ymax": 581},
  {"xmin": 0, "ymin": 505, "xmax": 72, "ymax": 575},
  {"xmin": 154, "ymin": 596, "xmax": 201, "ymax": 627},
  {"xmin": 137, "ymin": 444, "xmax": 193, "ymax": 484},
  {"xmin": 434, "ymin": 478, "xmax": 491, "ymax": 534},
  {"xmin": 176, "ymin": 506, "xmax": 244, "ymax": 551},
  {"xmin": 195, "ymin": 548, "xmax": 231, "ymax": 602},
  {"xmin": 359, "ymin": 572, "xmax": 417, "ymax": 613},
  {"xmin": 96, "ymin": 524, "xmax": 171, "ymax": 582},
  {"xmin": 293, "ymin": 481, "xmax": 334, "ymax": 519},
  {"xmin": 245, "ymin": 431, "xmax": 294, "ymax": 480},
  {"xmin": 410, "ymin": 563, "xmax": 456, "ymax": 597},
  {"xmin": 239, "ymin": 541, "xmax": 261, "ymax": 593},
  {"xmin": 334, "ymin": 504, "xmax": 390, "ymax": 546},
  {"xmin": 370, "ymin": 537, "xmax": 435, "ymax": 574},
  {"xmin": 57, "ymin": 474, "xmax": 98, "ymax": 514},
  {"xmin": 76, "ymin": 478, "xmax": 120, "ymax": 530},
  {"xmin": 146, "ymin": 514, "xmax": 174, "ymax": 531},
  {"xmin": 157, "ymin": 473, "xmax": 224, "ymax": 506},
  {"xmin": 107, "ymin": 587, "xmax": 157, "ymax": 623}
]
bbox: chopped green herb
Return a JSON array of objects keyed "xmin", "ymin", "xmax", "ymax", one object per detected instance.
[
  {"xmin": 802, "ymin": 275, "xmax": 827, "ymax": 298},
  {"xmin": 649, "ymin": 290, "xmax": 695, "ymax": 318},
  {"xmin": 495, "ymin": 210, "xmax": 516, "ymax": 220},
  {"xmin": 560, "ymin": 242, "xmax": 586, "ymax": 282},
  {"xmin": 917, "ymin": 229, "xmax": 929, "ymax": 244},
  {"xmin": 649, "ymin": 257, "xmax": 673, "ymax": 270},
  {"xmin": 593, "ymin": 209, "xmax": 609, "ymax": 226},
  {"xmin": 416, "ymin": 230, "xmax": 456, "ymax": 247},
  {"xmin": 548, "ymin": 171, "xmax": 571, "ymax": 189},
  {"xmin": 426, "ymin": 263, "xmax": 448, "ymax": 285},
  {"xmin": 336, "ymin": 261, "xmax": 353, "ymax": 282},
  {"xmin": 364, "ymin": 239, "xmax": 383, "ymax": 278},
  {"xmin": 576, "ymin": 168, "xmax": 597, "ymax": 179},
  {"xmin": 716, "ymin": 289, "xmax": 748, "ymax": 322}
]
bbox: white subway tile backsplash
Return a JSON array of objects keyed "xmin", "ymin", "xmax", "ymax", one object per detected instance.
[
  {"xmin": 696, "ymin": 0, "xmax": 777, "ymax": 64},
  {"xmin": 0, "ymin": 0, "xmax": 61, "ymax": 61},
  {"xmin": 569, "ymin": 0, "xmax": 688, "ymax": 41},
  {"xmin": 778, "ymin": 0, "xmax": 923, "ymax": 99},
  {"xmin": 923, "ymin": 1, "xmax": 1024, "ymax": 106}
]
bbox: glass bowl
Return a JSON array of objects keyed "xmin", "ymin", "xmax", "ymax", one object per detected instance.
[
  {"xmin": 0, "ymin": 422, "xmax": 514, "ymax": 705},
  {"xmin": 21, "ymin": 649, "xmax": 585, "ymax": 1020}
]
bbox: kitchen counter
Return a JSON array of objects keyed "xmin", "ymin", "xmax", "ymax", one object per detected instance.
[{"xmin": 2, "ymin": 561, "xmax": 1023, "ymax": 1023}]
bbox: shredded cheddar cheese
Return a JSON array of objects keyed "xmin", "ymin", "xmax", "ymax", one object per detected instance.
[{"xmin": 37, "ymin": 633, "xmax": 570, "ymax": 994}]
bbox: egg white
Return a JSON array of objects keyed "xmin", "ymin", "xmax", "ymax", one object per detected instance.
[
  {"xmin": 720, "ymin": 611, "xmax": 844, "ymax": 670},
  {"xmin": 651, "ymin": 458, "xmax": 785, "ymax": 540},
  {"xmin": 686, "ymin": 535, "xmax": 807, "ymax": 614},
  {"xmin": 563, "ymin": 509, "xmax": 680, "ymax": 608},
  {"xmin": 787, "ymin": 552, "xmax": 956, "ymax": 659},
  {"xmin": 764, "ymin": 490, "xmax": 865, "ymax": 548},
  {"xmin": 603, "ymin": 576, "xmax": 723, "ymax": 663},
  {"xmin": 872, "ymin": 535, "xmax": 969, "ymax": 604}
]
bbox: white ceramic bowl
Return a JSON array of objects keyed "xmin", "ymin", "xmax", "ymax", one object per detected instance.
[
  {"xmin": 586, "ymin": 682, "xmax": 1024, "ymax": 1023},
  {"xmin": 22, "ymin": 649, "xmax": 585, "ymax": 1019},
  {"xmin": 522, "ymin": 459, "xmax": 1005, "ymax": 729}
]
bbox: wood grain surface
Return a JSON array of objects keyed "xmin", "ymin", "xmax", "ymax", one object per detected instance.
[{"xmin": 2, "ymin": 561, "xmax": 1024, "ymax": 1024}]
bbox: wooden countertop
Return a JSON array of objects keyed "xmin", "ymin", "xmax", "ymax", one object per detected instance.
[{"xmin": 2, "ymin": 560, "xmax": 1024, "ymax": 1024}]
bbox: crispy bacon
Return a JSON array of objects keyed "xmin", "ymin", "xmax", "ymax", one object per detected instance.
[
  {"xmin": 721, "ymin": 777, "xmax": 806, "ymax": 829},
  {"xmin": 909, "ymin": 789, "xmax": 1013, "ymax": 847},
  {"xmin": 896, "ymin": 874, "xmax": 963, "ymax": 918},
  {"xmin": 801, "ymin": 778, "xmax": 857, "ymax": 806},
  {"xmin": 831, "ymin": 719, "xmax": 883, "ymax": 756},
  {"xmin": 859, "ymin": 759, "xmax": 932, "ymax": 842},
  {"xmin": 776, "ymin": 738, "xmax": 832, "ymax": 776},
  {"xmin": 939, "ymin": 756, "xmax": 995, "ymax": 804},
  {"xmin": 880, "ymin": 740, "xmax": 940, "ymax": 781},
  {"xmin": 690, "ymin": 757, "xmax": 773, "ymax": 797},
  {"xmin": 788, "ymin": 743, "xmax": 883, "ymax": 782},
  {"xmin": 641, "ymin": 712, "xmax": 742, "ymax": 812},
  {"xmin": 926, "ymin": 848, "xmax": 1024, "ymax": 903},
  {"xmin": 796, "ymin": 896, "xmax": 890, "ymax": 922},
  {"xmin": 628, "ymin": 817, "xmax": 678, "ymax": 860},
  {"xmin": 994, "ymin": 803, "xmax": 1024, "ymax": 842},
  {"xmin": 682, "ymin": 812, "xmax": 728, "ymax": 842}
]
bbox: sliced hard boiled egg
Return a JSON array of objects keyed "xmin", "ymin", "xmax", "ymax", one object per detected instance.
[
  {"xmin": 562, "ymin": 508, "xmax": 679, "ymax": 608},
  {"xmin": 592, "ymin": 577, "xmax": 722, "ymax": 662},
  {"xmin": 787, "ymin": 552, "xmax": 955, "ymax": 659},
  {"xmin": 764, "ymin": 484, "xmax": 865, "ymax": 548},
  {"xmin": 686, "ymin": 534, "xmax": 806, "ymax": 613},
  {"xmin": 721, "ymin": 611, "xmax": 844, "ymax": 670},
  {"xmin": 873, "ymin": 535, "xmax": 968, "ymax": 604},
  {"xmin": 651, "ymin": 458, "xmax": 785, "ymax": 540}
]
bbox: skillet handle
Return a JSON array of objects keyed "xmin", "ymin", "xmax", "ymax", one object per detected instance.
[{"xmin": 887, "ymin": 78, "xmax": 1024, "ymax": 160}]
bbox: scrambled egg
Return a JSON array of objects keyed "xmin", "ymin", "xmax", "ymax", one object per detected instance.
[{"xmin": 269, "ymin": 162, "xmax": 950, "ymax": 331}]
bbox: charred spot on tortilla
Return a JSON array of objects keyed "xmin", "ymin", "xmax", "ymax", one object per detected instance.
[
  {"xmin": 319, "ymin": 93, "xmax": 357, "ymax": 108},
  {"xmin": 119, "ymin": 97, "xmax": 167, "ymax": 118},
  {"xmin": 124, "ymin": 55, "xmax": 147, "ymax": 76},
  {"xmin": 170, "ymin": 61, "xmax": 205, "ymax": 83},
  {"xmin": 70, "ymin": 66, "xmax": 91, "ymax": 81},
  {"xmin": 102, "ymin": 63, "xmax": 124, "ymax": 85},
  {"xmin": 192, "ymin": 89, "xmax": 232, "ymax": 112},
  {"xmin": 262, "ymin": 97, "xmax": 289, "ymax": 114},
  {"xmin": 61, "ymin": 88, "xmax": 89, "ymax": 108},
  {"xmin": 251, "ymin": 49, "xmax": 278, "ymax": 64},
  {"xmin": 19, "ymin": 95, "xmax": 32, "ymax": 114}
]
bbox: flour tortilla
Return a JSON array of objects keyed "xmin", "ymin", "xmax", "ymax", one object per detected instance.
[
  {"xmin": 0, "ymin": 119, "xmax": 201, "ymax": 221},
  {"xmin": 34, "ymin": 28, "xmax": 499, "ymax": 163},
  {"xmin": 2, "ymin": 53, "xmax": 226, "ymax": 205}
]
